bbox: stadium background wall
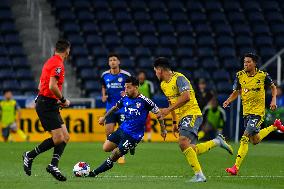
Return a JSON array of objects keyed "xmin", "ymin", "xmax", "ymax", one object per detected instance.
[{"xmin": 0, "ymin": 109, "xmax": 177, "ymax": 142}]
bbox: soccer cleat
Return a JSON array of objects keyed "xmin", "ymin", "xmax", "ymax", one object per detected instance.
[
  {"xmin": 46, "ymin": 164, "xmax": 67, "ymax": 181},
  {"xmin": 188, "ymin": 174, "xmax": 207, "ymax": 183},
  {"xmin": 274, "ymin": 119, "xmax": 284, "ymax": 132},
  {"xmin": 88, "ymin": 170, "xmax": 97, "ymax": 177},
  {"xmin": 216, "ymin": 134, "xmax": 234, "ymax": 155},
  {"xmin": 117, "ymin": 156, "xmax": 125, "ymax": 164},
  {"xmin": 225, "ymin": 165, "xmax": 238, "ymax": 175},
  {"xmin": 22, "ymin": 152, "xmax": 33, "ymax": 176}
]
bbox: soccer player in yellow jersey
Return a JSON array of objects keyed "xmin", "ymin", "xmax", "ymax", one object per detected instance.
[
  {"xmin": 153, "ymin": 57, "xmax": 233, "ymax": 182},
  {"xmin": 0, "ymin": 90, "xmax": 28, "ymax": 142},
  {"xmin": 223, "ymin": 53, "xmax": 284, "ymax": 175}
]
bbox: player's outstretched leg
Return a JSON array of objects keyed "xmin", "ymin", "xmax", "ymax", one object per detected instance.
[
  {"xmin": 46, "ymin": 164, "xmax": 67, "ymax": 181},
  {"xmin": 195, "ymin": 134, "xmax": 233, "ymax": 155},
  {"xmin": 22, "ymin": 152, "xmax": 33, "ymax": 176}
]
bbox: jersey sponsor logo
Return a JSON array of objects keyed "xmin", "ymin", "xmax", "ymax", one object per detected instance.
[
  {"xmin": 55, "ymin": 67, "xmax": 61, "ymax": 75},
  {"xmin": 243, "ymin": 88, "xmax": 249, "ymax": 93}
]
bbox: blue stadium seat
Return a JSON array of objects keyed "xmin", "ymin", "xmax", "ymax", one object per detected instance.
[
  {"xmin": 75, "ymin": 58, "xmax": 93, "ymax": 70},
  {"xmin": 242, "ymin": 1, "xmax": 261, "ymax": 11},
  {"xmin": 227, "ymin": 12, "xmax": 246, "ymax": 23},
  {"xmin": 223, "ymin": 58, "xmax": 241, "ymax": 71},
  {"xmin": 138, "ymin": 58, "xmax": 152, "ymax": 68},
  {"xmin": 201, "ymin": 59, "xmax": 219, "ymax": 69},
  {"xmin": 204, "ymin": 1, "xmax": 223, "ymax": 12},
  {"xmin": 120, "ymin": 59, "xmax": 135, "ymax": 68},
  {"xmin": 198, "ymin": 47, "xmax": 215, "ymax": 57},
  {"xmin": 135, "ymin": 47, "xmax": 151, "ymax": 58},
  {"xmin": 252, "ymin": 24, "xmax": 270, "ymax": 35},
  {"xmin": 180, "ymin": 58, "xmax": 198, "ymax": 69},
  {"xmin": 2, "ymin": 80, "xmax": 20, "ymax": 91},
  {"xmin": 235, "ymin": 35, "xmax": 254, "ymax": 47},
  {"xmin": 274, "ymin": 35, "xmax": 284, "ymax": 49},
  {"xmin": 216, "ymin": 81, "xmax": 232, "ymax": 94},
  {"xmin": 67, "ymin": 34, "xmax": 84, "ymax": 45},
  {"xmin": 16, "ymin": 69, "xmax": 33, "ymax": 80},
  {"xmin": 208, "ymin": 12, "xmax": 227, "ymax": 23},
  {"xmin": 96, "ymin": 57, "xmax": 108, "ymax": 69},
  {"xmin": 12, "ymin": 57, "xmax": 30, "ymax": 69},
  {"xmin": 100, "ymin": 23, "xmax": 118, "ymax": 34},
  {"xmin": 223, "ymin": 1, "xmax": 241, "ymax": 11},
  {"xmin": 84, "ymin": 81, "xmax": 101, "ymax": 92},
  {"xmin": 9, "ymin": 46, "xmax": 25, "ymax": 57},
  {"xmin": 148, "ymin": 1, "xmax": 166, "ymax": 11},
  {"xmin": 129, "ymin": 1, "xmax": 147, "ymax": 11},
  {"xmin": 77, "ymin": 11, "xmax": 94, "ymax": 21},
  {"xmin": 218, "ymin": 47, "xmax": 236, "ymax": 59},
  {"xmin": 190, "ymin": 12, "xmax": 207, "ymax": 23},
  {"xmin": 110, "ymin": 1, "xmax": 128, "ymax": 11},
  {"xmin": 0, "ymin": 21, "xmax": 16, "ymax": 33},
  {"xmin": 194, "ymin": 24, "xmax": 211, "ymax": 35},
  {"xmin": 82, "ymin": 22, "xmax": 98, "ymax": 34},
  {"xmin": 233, "ymin": 24, "xmax": 251, "ymax": 35},
  {"xmin": 91, "ymin": 47, "xmax": 108, "ymax": 58},
  {"xmin": 155, "ymin": 48, "xmax": 173, "ymax": 57},
  {"xmin": 247, "ymin": 12, "xmax": 265, "ymax": 23},
  {"xmin": 193, "ymin": 69, "xmax": 211, "ymax": 80},
  {"xmin": 0, "ymin": 69, "xmax": 14, "ymax": 79},
  {"xmin": 86, "ymin": 35, "xmax": 102, "ymax": 47},
  {"xmin": 73, "ymin": 0, "xmax": 90, "ymax": 10},
  {"xmin": 54, "ymin": 0, "xmax": 72, "ymax": 10},
  {"xmin": 138, "ymin": 23, "xmax": 156, "ymax": 34},
  {"xmin": 213, "ymin": 23, "xmax": 232, "ymax": 35},
  {"xmin": 216, "ymin": 36, "xmax": 234, "ymax": 47},
  {"xmin": 122, "ymin": 35, "xmax": 140, "ymax": 47},
  {"xmin": 0, "ymin": 46, "xmax": 8, "ymax": 56},
  {"xmin": 186, "ymin": 1, "xmax": 203, "ymax": 11},
  {"xmin": 0, "ymin": 9, "xmax": 13, "ymax": 21},
  {"xmin": 166, "ymin": 1, "xmax": 184, "ymax": 11},
  {"xmin": 157, "ymin": 23, "xmax": 175, "ymax": 34},
  {"xmin": 176, "ymin": 48, "xmax": 194, "ymax": 58},
  {"xmin": 260, "ymin": 1, "xmax": 280, "ymax": 12},
  {"xmin": 96, "ymin": 11, "xmax": 113, "ymax": 22},
  {"xmin": 91, "ymin": 1, "xmax": 109, "ymax": 10},
  {"xmin": 160, "ymin": 35, "xmax": 177, "ymax": 47},
  {"xmin": 119, "ymin": 23, "xmax": 137, "ymax": 35},
  {"xmin": 259, "ymin": 47, "xmax": 276, "ymax": 61},
  {"xmin": 63, "ymin": 23, "xmax": 80, "ymax": 34},
  {"xmin": 197, "ymin": 36, "xmax": 215, "ymax": 47},
  {"xmin": 79, "ymin": 68, "xmax": 98, "ymax": 80},
  {"xmin": 0, "ymin": 57, "xmax": 11, "ymax": 68},
  {"xmin": 133, "ymin": 11, "xmax": 151, "ymax": 23},
  {"xmin": 178, "ymin": 36, "xmax": 195, "ymax": 47},
  {"xmin": 104, "ymin": 35, "xmax": 121, "ymax": 47},
  {"xmin": 4, "ymin": 34, "xmax": 21, "ymax": 45},
  {"xmin": 265, "ymin": 12, "xmax": 283, "ymax": 23},
  {"xmin": 20, "ymin": 80, "xmax": 37, "ymax": 91},
  {"xmin": 176, "ymin": 23, "xmax": 193, "ymax": 35},
  {"xmin": 271, "ymin": 23, "xmax": 284, "ymax": 35},
  {"xmin": 72, "ymin": 46, "xmax": 88, "ymax": 57},
  {"xmin": 212, "ymin": 69, "xmax": 231, "ymax": 81},
  {"xmin": 170, "ymin": 12, "xmax": 188, "ymax": 23},
  {"xmin": 255, "ymin": 36, "xmax": 273, "ymax": 46},
  {"xmin": 58, "ymin": 10, "xmax": 76, "ymax": 21},
  {"xmin": 115, "ymin": 11, "xmax": 132, "ymax": 22},
  {"xmin": 113, "ymin": 47, "xmax": 130, "ymax": 58},
  {"xmin": 152, "ymin": 11, "xmax": 169, "ymax": 23},
  {"xmin": 141, "ymin": 35, "xmax": 159, "ymax": 47}
]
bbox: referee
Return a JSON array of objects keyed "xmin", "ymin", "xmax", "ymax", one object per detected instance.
[{"xmin": 22, "ymin": 39, "xmax": 71, "ymax": 181}]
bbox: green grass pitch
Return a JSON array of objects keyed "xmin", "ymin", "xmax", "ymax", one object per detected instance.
[{"xmin": 0, "ymin": 142, "xmax": 283, "ymax": 189}]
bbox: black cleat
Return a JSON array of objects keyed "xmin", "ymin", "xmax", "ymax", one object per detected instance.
[
  {"xmin": 46, "ymin": 164, "xmax": 67, "ymax": 181},
  {"xmin": 22, "ymin": 152, "xmax": 33, "ymax": 176},
  {"xmin": 88, "ymin": 170, "xmax": 97, "ymax": 177}
]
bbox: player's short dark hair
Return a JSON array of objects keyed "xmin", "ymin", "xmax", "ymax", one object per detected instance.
[
  {"xmin": 55, "ymin": 39, "xmax": 71, "ymax": 53},
  {"xmin": 125, "ymin": 76, "xmax": 139, "ymax": 86},
  {"xmin": 243, "ymin": 53, "xmax": 259, "ymax": 64},
  {"xmin": 108, "ymin": 52, "xmax": 120, "ymax": 60},
  {"xmin": 3, "ymin": 89, "xmax": 12, "ymax": 95},
  {"xmin": 153, "ymin": 57, "xmax": 171, "ymax": 70}
]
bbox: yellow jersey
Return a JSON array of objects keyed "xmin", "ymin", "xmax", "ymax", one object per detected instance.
[
  {"xmin": 233, "ymin": 69, "xmax": 274, "ymax": 117},
  {"xmin": 0, "ymin": 99, "xmax": 18, "ymax": 127},
  {"xmin": 161, "ymin": 72, "xmax": 202, "ymax": 121}
]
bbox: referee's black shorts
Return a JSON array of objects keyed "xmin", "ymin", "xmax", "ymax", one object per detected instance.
[{"xmin": 35, "ymin": 95, "xmax": 64, "ymax": 131}]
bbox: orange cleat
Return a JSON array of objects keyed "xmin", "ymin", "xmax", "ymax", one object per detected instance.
[{"xmin": 225, "ymin": 165, "xmax": 238, "ymax": 175}]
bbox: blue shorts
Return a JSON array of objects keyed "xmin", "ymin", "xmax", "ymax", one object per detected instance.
[
  {"xmin": 107, "ymin": 128, "xmax": 139, "ymax": 155},
  {"xmin": 105, "ymin": 112, "xmax": 124, "ymax": 125},
  {"xmin": 244, "ymin": 114, "xmax": 264, "ymax": 136}
]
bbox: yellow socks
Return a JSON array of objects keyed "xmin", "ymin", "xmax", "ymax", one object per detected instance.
[
  {"xmin": 16, "ymin": 129, "xmax": 28, "ymax": 140},
  {"xmin": 259, "ymin": 125, "xmax": 277, "ymax": 141},
  {"xmin": 183, "ymin": 147, "xmax": 202, "ymax": 173},
  {"xmin": 235, "ymin": 136, "xmax": 249, "ymax": 169},
  {"xmin": 195, "ymin": 140, "xmax": 217, "ymax": 155}
]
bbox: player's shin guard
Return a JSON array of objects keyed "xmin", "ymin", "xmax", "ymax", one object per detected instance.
[
  {"xmin": 235, "ymin": 136, "xmax": 249, "ymax": 169},
  {"xmin": 183, "ymin": 147, "xmax": 202, "ymax": 174},
  {"xmin": 28, "ymin": 138, "xmax": 55, "ymax": 159},
  {"xmin": 93, "ymin": 157, "xmax": 114, "ymax": 175},
  {"xmin": 259, "ymin": 125, "xmax": 277, "ymax": 141},
  {"xmin": 195, "ymin": 140, "xmax": 216, "ymax": 155},
  {"xmin": 51, "ymin": 142, "xmax": 66, "ymax": 167}
]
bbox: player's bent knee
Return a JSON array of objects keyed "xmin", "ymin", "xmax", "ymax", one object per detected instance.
[
  {"xmin": 102, "ymin": 144, "xmax": 112, "ymax": 152},
  {"xmin": 240, "ymin": 135, "xmax": 249, "ymax": 144},
  {"xmin": 64, "ymin": 134, "xmax": 70, "ymax": 143},
  {"xmin": 178, "ymin": 137, "xmax": 190, "ymax": 151},
  {"xmin": 53, "ymin": 134, "xmax": 65, "ymax": 145}
]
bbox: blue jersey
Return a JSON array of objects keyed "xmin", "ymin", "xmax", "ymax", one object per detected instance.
[
  {"xmin": 101, "ymin": 70, "xmax": 131, "ymax": 111},
  {"xmin": 116, "ymin": 94, "xmax": 159, "ymax": 140}
]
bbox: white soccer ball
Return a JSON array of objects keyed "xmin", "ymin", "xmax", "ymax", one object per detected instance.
[{"xmin": 73, "ymin": 161, "xmax": 91, "ymax": 177}]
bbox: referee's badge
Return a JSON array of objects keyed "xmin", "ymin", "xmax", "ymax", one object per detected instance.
[{"xmin": 55, "ymin": 67, "xmax": 62, "ymax": 75}]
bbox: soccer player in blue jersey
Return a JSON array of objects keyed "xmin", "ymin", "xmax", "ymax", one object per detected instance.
[
  {"xmin": 89, "ymin": 76, "xmax": 166, "ymax": 177},
  {"xmin": 100, "ymin": 53, "xmax": 131, "ymax": 163}
]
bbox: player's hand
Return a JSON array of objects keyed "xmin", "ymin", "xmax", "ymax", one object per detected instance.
[
  {"xmin": 120, "ymin": 91, "xmax": 126, "ymax": 97},
  {"xmin": 98, "ymin": 117, "xmax": 105, "ymax": 125},
  {"xmin": 172, "ymin": 124, "xmax": 179, "ymax": 138},
  {"xmin": 161, "ymin": 130, "xmax": 167, "ymax": 141},
  {"xmin": 102, "ymin": 95, "xmax": 108, "ymax": 103},
  {"xmin": 270, "ymin": 100, "xmax": 277, "ymax": 111},
  {"xmin": 157, "ymin": 108, "xmax": 170, "ymax": 120},
  {"xmin": 223, "ymin": 100, "xmax": 230, "ymax": 108}
]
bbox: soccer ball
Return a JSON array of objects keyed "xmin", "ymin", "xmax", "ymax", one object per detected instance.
[{"xmin": 73, "ymin": 161, "xmax": 91, "ymax": 177}]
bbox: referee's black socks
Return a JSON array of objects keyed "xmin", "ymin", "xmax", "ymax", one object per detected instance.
[
  {"xmin": 51, "ymin": 142, "xmax": 66, "ymax": 167},
  {"xmin": 28, "ymin": 138, "xmax": 55, "ymax": 159}
]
